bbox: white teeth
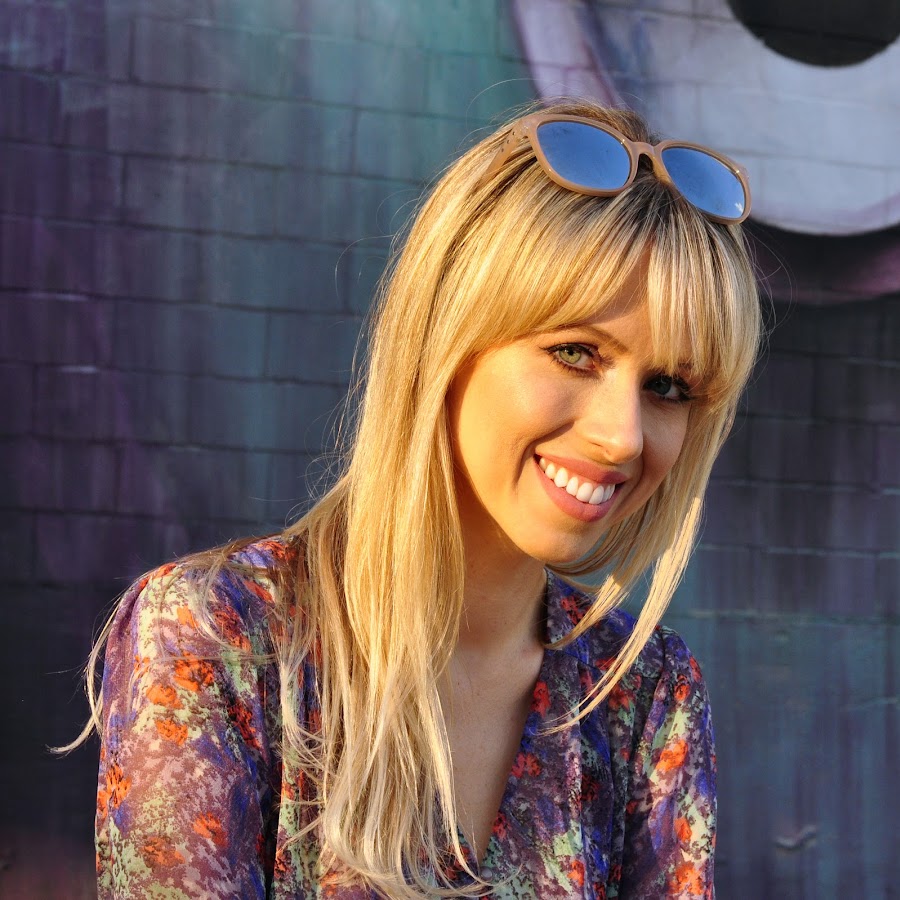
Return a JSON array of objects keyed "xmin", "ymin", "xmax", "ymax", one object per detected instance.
[{"xmin": 538, "ymin": 456, "xmax": 618, "ymax": 507}]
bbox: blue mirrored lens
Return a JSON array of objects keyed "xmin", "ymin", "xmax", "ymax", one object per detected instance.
[
  {"xmin": 536, "ymin": 121, "xmax": 631, "ymax": 191},
  {"xmin": 660, "ymin": 146, "xmax": 746, "ymax": 220}
]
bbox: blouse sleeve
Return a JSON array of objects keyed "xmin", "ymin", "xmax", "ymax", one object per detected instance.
[
  {"xmin": 619, "ymin": 627, "xmax": 717, "ymax": 899},
  {"xmin": 95, "ymin": 565, "xmax": 280, "ymax": 899}
]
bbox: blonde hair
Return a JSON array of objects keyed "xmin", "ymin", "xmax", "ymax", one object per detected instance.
[{"xmin": 73, "ymin": 100, "xmax": 761, "ymax": 897}]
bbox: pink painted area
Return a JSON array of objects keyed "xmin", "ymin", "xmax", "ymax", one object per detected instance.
[
  {"xmin": 511, "ymin": 0, "xmax": 900, "ymax": 300},
  {"xmin": 512, "ymin": 0, "xmax": 620, "ymax": 104}
]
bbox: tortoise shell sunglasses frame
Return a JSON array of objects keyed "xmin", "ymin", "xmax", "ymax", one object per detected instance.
[{"xmin": 478, "ymin": 113, "xmax": 752, "ymax": 225}]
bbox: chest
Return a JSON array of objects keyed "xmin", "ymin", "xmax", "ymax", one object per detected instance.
[
  {"xmin": 276, "ymin": 649, "xmax": 628, "ymax": 897},
  {"xmin": 444, "ymin": 649, "xmax": 545, "ymax": 862}
]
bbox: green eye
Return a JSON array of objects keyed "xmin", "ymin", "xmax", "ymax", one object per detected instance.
[
  {"xmin": 647, "ymin": 375, "xmax": 691, "ymax": 402},
  {"xmin": 556, "ymin": 345, "xmax": 588, "ymax": 366}
]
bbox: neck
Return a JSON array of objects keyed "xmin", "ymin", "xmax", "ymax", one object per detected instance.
[{"xmin": 455, "ymin": 524, "xmax": 548, "ymax": 658}]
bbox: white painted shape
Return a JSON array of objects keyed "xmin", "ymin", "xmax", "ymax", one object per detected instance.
[
  {"xmin": 630, "ymin": 80, "xmax": 701, "ymax": 135},
  {"xmin": 760, "ymin": 156, "xmax": 890, "ymax": 234},
  {"xmin": 514, "ymin": 0, "xmax": 592, "ymax": 66},
  {"xmin": 692, "ymin": 0, "xmax": 733, "ymax": 19},
  {"xmin": 515, "ymin": 0, "xmax": 900, "ymax": 233},
  {"xmin": 886, "ymin": 168, "xmax": 900, "ymax": 225},
  {"xmin": 617, "ymin": 0, "xmax": 695, "ymax": 14},
  {"xmin": 530, "ymin": 62, "xmax": 614, "ymax": 102},
  {"xmin": 595, "ymin": 8, "xmax": 765, "ymax": 88}
]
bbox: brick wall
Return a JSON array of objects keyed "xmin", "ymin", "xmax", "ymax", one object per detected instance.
[
  {"xmin": 0, "ymin": 1, "xmax": 531, "ymax": 893},
  {"xmin": 668, "ymin": 297, "xmax": 898, "ymax": 896},
  {"xmin": 1, "ymin": 1, "xmax": 896, "ymax": 897}
]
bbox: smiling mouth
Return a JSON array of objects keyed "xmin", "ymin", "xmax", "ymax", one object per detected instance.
[{"xmin": 537, "ymin": 456, "xmax": 616, "ymax": 506}]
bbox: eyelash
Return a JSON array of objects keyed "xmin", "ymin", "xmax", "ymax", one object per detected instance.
[{"xmin": 546, "ymin": 343, "xmax": 694, "ymax": 403}]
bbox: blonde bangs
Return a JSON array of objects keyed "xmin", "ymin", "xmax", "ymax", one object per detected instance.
[
  {"xmin": 645, "ymin": 202, "xmax": 760, "ymax": 413},
  {"xmin": 428, "ymin": 161, "xmax": 758, "ymax": 414}
]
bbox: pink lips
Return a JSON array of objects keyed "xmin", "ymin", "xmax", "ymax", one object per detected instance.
[
  {"xmin": 537, "ymin": 454, "xmax": 628, "ymax": 487},
  {"xmin": 533, "ymin": 455, "xmax": 624, "ymax": 523}
]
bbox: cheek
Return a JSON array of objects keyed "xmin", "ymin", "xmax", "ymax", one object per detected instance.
[{"xmin": 647, "ymin": 408, "xmax": 691, "ymax": 480}]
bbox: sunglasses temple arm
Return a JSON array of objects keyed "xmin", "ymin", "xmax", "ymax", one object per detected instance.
[{"xmin": 478, "ymin": 130, "xmax": 523, "ymax": 189}]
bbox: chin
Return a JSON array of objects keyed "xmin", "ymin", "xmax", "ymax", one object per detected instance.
[{"xmin": 520, "ymin": 533, "xmax": 604, "ymax": 570}]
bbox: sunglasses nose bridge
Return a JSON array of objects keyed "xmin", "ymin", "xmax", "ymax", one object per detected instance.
[{"xmin": 630, "ymin": 141, "xmax": 674, "ymax": 187}]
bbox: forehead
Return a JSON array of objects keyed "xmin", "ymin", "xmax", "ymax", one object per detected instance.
[{"xmin": 535, "ymin": 254, "xmax": 696, "ymax": 372}]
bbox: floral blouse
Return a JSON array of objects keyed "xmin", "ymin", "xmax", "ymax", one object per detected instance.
[{"xmin": 96, "ymin": 538, "xmax": 717, "ymax": 898}]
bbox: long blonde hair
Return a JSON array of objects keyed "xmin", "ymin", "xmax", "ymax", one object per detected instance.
[{"xmin": 74, "ymin": 100, "xmax": 761, "ymax": 897}]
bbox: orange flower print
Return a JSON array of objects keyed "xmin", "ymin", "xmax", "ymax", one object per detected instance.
[
  {"xmin": 133, "ymin": 654, "xmax": 151, "ymax": 677},
  {"xmin": 193, "ymin": 812, "xmax": 227, "ymax": 847},
  {"xmin": 176, "ymin": 605, "xmax": 198, "ymax": 628},
  {"xmin": 226, "ymin": 697, "xmax": 261, "ymax": 752},
  {"xmin": 608, "ymin": 686, "xmax": 632, "ymax": 712},
  {"xmin": 213, "ymin": 604, "xmax": 252, "ymax": 651},
  {"xmin": 559, "ymin": 592, "xmax": 584, "ymax": 625},
  {"xmin": 146, "ymin": 683, "xmax": 182, "ymax": 709},
  {"xmin": 141, "ymin": 835, "xmax": 185, "ymax": 868},
  {"xmin": 669, "ymin": 861, "xmax": 704, "ymax": 896},
  {"xmin": 674, "ymin": 680, "xmax": 691, "ymax": 703},
  {"xmin": 658, "ymin": 738, "xmax": 689, "ymax": 772},
  {"xmin": 274, "ymin": 847, "xmax": 290, "ymax": 878},
  {"xmin": 568, "ymin": 858, "xmax": 586, "ymax": 887},
  {"xmin": 511, "ymin": 751, "xmax": 541, "ymax": 778},
  {"xmin": 97, "ymin": 762, "xmax": 131, "ymax": 815},
  {"xmin": 675, "ymin": 816, "xmax": 692, "ymax": 842},
  {"xmin": 257, "ymin": 538, "xmax": 292, "ymax": 565},
  {"xmin": 531, "ymin": 680, "xmax": 551, "ymax": 715},
  {"xmin": 493, "ymin": 811, "xmax": 510, "ymax": 840},
  {"xmin": 243, "ymin": 577, "xmax": 273, "ymax": 605},
  {"xmin": 689, "ymin": 655, "xmax": 703, "ymax": 682},
  {"xmin": 155, "ymin": 717, "xmax": 188, "ymax": 745},
  {"xmin": 136, "ymin": 563, "xmax": 176, "ymax": 595},
  {"xmin": 173, "ymin": 653, "xmax": 216, "ymax": 692}
]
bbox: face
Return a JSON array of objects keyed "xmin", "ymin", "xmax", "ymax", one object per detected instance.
[{"xmin": 446, "ymin": 262, "xmax": 695, "ymax": 569}]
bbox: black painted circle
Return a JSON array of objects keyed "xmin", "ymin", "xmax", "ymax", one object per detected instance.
[{"xmin": 726, "ymin": 0, "xmax": 900, "ymax": 66}]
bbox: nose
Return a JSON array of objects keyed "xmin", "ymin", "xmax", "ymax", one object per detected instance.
[{"xmin": 581, "ymin": 374, "xmax": 644, "ymax": 465}]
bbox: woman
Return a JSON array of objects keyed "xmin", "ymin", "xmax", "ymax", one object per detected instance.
[{"xmin": 82, "ymin": 100, "xmax": 760, "ymax": 898}]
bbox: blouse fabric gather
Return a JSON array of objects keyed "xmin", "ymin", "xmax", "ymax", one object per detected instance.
[{"xmin": 96, "ymin": 538, "xmax": 717, "ymax": 899}]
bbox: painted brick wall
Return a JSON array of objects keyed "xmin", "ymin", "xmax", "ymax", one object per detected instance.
[
  {"xmin": 0, "ymin": 1, "xmax": 532, "ymax": 893},
  {"xmin": 668, "ymin": 297, "xmax": 899, "ymax": 897},
  {"xmin": 1, "ymin": 1, "xmax": 896, "ymax": 897}
]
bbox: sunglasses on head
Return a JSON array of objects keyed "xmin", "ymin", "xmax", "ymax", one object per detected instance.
[{"xmin": 479, "ymin": 113, "xmax": 751, "ymax": 225}]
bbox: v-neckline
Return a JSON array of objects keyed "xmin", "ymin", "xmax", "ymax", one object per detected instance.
[
  {"xmin": 453, "ymin": 570, "xmax": 590, "ymax": 878},
  {"xmin": 456, "ymin": 637, "xmax": 555, "ymax": 874}
]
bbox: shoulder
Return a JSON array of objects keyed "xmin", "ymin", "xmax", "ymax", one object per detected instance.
[
  {"xmin": 106, "ymin": 535, "xmax": 300, "ymax": 667},
  {"xmin": 547, "ymin": 572, "xmax": 708, "ymax": 694},
  {"xmin": 629, "ymin": 624, "xmax": 706, "ymax": 694}
]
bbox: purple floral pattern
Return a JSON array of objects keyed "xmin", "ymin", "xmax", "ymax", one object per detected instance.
[{"xmin": 97, "ymin": 538, "xmax": 716, "ymax": 898}]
